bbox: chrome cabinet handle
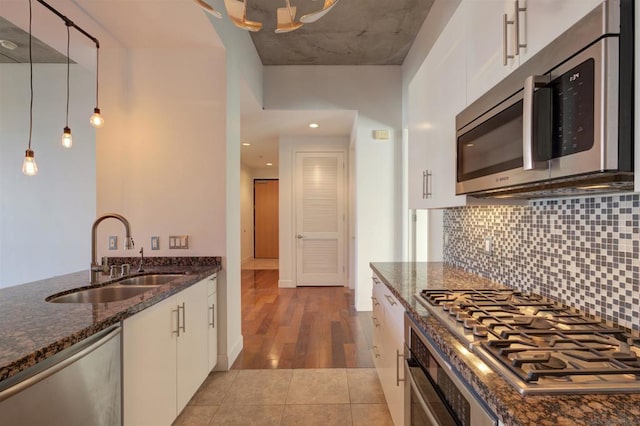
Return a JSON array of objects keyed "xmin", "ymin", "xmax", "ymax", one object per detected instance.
[
  {"xmin": 514, "ymin": 0, "xmax": 527, "ymax": 54},
  {"xmin": 372, "ymin": 276, "xmax": 380, "ymax": 285},
  {"xmin": 173, "ymin": 306, "xmax": 181, "ymax": 336},
  {"xmin": 523, "ymin": 75, "xmax": 550, "ymax": 170},
  {"xmin": 503, "ymin": 13, "xmax": 515, "ymax": 65},
  {"xmin": 396, "ymin": 349, "xmax": 405, "ymax": 386},
  {"xmin": 384, "ymin": 294, "xmax": 397, "ymax": 306},
  {"xmin": 422, "ymin": 170, "xmax": 432, "ymax": 199},
  {"xmin": 209, "ymin": 304, "xmax": 215, "ymax": 328},
  {"xmin": 371, "ymin": 296, "xmax": 379, "ymax": 307},
  {"xmin": 373, "ymin": 346, "xmax": 380, "ymax": 359},
  {"xmin": 179, "ymin": 302, "xmax": 186, "ymax": 334},
  {"xmin": 296, "ymin": 234, "xmax": 304, "ymax": 239},
  {"xmin": 372, "ymin": 316, "xmax": 380, "ymax": 328}
]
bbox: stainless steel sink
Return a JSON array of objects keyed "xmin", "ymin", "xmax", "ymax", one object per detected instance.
[
  {"xmin": 47, "ymin": 274, "xmax": 183, "ymax": 304},
  {"xmin": 48, "ymin": 285, "xmax": 161, "ymax": 303},
  {"xmin": 116, "ymin": 274, "xmax": 183, "ymax": 286}
]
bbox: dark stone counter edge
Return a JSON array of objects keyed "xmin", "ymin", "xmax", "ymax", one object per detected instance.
[
  {"xmin": 369, "ymin": 262, "xmax": 640, "ymax": 426},
  {"xmin": 0, "ymin": 264, "xmax": 221, "ymax": 384}
]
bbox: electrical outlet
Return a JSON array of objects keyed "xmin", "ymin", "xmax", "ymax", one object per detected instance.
[
  {"xmin": 151, "ymin": 236, "xmax": 160, "ymax": 250},
  {"xmin": 169, "ymin": 235, "xmax": 189, "ymax": 249},
  {"xmin": 108, "ymin": 236, "xmax": 117, "ymax": 250},
  {"xmin": 484, "ymin": 237, "xmax": 493, "ymax": 255}
]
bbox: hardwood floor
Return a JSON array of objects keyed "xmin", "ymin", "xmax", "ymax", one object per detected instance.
[{"xmin": 232, "ymin": 270, "xmax": 374, "ymax": 369}]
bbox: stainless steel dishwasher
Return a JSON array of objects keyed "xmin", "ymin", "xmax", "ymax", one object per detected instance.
[{"xmin": 0, "ymin": 325, "xmax": 121, "ymax": 426}]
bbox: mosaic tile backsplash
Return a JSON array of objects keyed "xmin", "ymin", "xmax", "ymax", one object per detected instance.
[{"xmin": 443, "ymin": 193, "xmax": 640, "ymax": 333}]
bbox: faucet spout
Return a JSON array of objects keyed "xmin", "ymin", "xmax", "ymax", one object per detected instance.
[{"xmin": 91, "ymin": 213, "xmax": 134, "ymax": 283}]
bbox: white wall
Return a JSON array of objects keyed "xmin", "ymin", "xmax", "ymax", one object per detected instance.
[
  {"xmin": 95, "ymin": 48, "xmax": 227, "ymax": 259},
  {"xmin": 265, "ymin": 67, "xmax": 403, "ymax": 310},
  {"xmin": 240, "ymin": 164, "xmax": 254, "ymax": 262},
  {"xmin": 0, "ymin": 64, "xmax": 96, "ymax": 288},
  {"xmin": 278, "ymin": 136, "xmax": 350, "ymax": 288}
]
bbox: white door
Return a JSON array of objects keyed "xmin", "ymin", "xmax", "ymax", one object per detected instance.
[{"xmin": 295, "ymin": 152, "xmax": 346, "ymax": 286}]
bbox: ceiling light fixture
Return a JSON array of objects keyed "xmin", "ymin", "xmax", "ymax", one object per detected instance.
[
  {"xmin": 266, "ymin": 162, "xmax": 273, "ymax": 166},
  {"xmin": 309, "ymin": 123, "xmax": 319, "ymax": 129},
  {"xmin": 22, "ymin": 0, "xmax": 37, "ymax": 176},
  {"xmin": 195, "ymin": 0, "xmax": 340, "ymax": 33},
  {"xmin": 61, "ymin": 22, "xmax": 72, "ymax": 148},
  {"xmin": 242, "ymin": 142, "xmax": 251, "ymax": 146}
]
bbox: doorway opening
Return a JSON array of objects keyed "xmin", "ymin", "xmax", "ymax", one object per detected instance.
[{"xmin": 253, "ymin": 179, "xmax": 279, "ymax": 264}]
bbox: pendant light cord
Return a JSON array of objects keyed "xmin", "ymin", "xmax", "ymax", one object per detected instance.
[
  {"xmin": 28, "ymin": 0, "xmax": 33, "ymax": 151},
  {"xmin": 95, "ymin": 46, "xmax": 99, "ymax": 107},
  {"xmin": 65, "ymin": 24, "xmax": 70, "ymax": 127}
]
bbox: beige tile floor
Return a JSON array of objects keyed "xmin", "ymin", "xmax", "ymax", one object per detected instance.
[{"xmin": 173, "ymin": 368, "xmax": 394, "ymax": 426}]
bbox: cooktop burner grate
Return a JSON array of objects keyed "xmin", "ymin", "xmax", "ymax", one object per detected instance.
[{"xmin": 416, "ymin": 288, "xmax": 640, "ymax": 394}]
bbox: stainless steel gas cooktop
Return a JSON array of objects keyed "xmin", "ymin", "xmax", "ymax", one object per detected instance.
[{"xmin": 415, "ymin": 289, "xmax": 640, "ymax": 395}]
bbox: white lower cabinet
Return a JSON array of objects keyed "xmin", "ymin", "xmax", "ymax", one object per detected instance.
[
  {"xmin": 123, "ymin": 276, "xmax": 212, "ymax": 426},
  {"xmin": 371, "ymin": 274, "xmax": 405, "ymax": 426}
]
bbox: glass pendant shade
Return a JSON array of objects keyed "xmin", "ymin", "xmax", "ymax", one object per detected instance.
[
  {"xmin": 22, "ymin": 149, "xmax": 38, "ymax": 176},
  {"xmin": 90, "ymin": 107, "xmax": 104, "ymax": 128},
  {"xmin": 62, "ymin": 126, "xmax": 72, "ymax": 148}
]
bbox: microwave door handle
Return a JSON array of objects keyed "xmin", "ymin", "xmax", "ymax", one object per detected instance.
[{"xmin": 523, "ymin": 75, "xmax": 549, "ymax": 170}]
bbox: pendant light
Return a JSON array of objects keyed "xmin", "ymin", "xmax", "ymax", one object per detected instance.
[
  {"xmin": 89, "ymin": 43, "xmax": 104, "ymax": 128},
  {"xmin": 61, "ymin": 23, "xmax": 72, "ymax": 148},
  {"xmin": 22, "ymin": 0, "xmax": 38, "ymax": 176}
]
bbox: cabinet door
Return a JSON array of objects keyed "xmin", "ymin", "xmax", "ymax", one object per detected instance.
[
  {"xmin": 123, "ymin": 295, "xmax": 178, "ymax": 426},
  {"xmin": 176, "ymin": 279, "xmax": 210, "ymax": 412},
  {"xmin": 518, "ymin": 0, "xmax": 603, "ymax": 64},
  {"xmin": 408, "ymin": 3, "xmax": 468, "ymax": 209},
  {"xmin": 465, "ymin": 0, "xmax": 519, "ymax": 104},
  {"xmin": 208, "ymin": 291, "xmax": 218, "ymax": 372},
  {"xmin": 378, "ymin": 286, "xmax": 404, "ymax": 426}
]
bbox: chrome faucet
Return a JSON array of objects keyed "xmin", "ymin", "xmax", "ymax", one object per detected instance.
[{"xmin": 91, "ymin": 213, "xmax": 134, "ymax": 284}]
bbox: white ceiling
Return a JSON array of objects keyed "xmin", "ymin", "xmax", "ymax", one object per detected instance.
[{"xmin": 239, "ymin": 81, "xmax": 356, "ymax": 171}]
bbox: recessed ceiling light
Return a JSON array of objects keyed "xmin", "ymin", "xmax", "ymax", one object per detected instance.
[
  {"xmin": 0, "ymin": 40, "xmax": 18, "ymax": 50},
  {"xmin": 242, "ymin": 142, "xmax": 251, "ymax": 146},
  {"xmin": 309, "ymin": 123, "xmax": 319, "ymax": 129},
  {"xmin": 266, "ymin": 162, "xmax": 273, "ymax": 166}
]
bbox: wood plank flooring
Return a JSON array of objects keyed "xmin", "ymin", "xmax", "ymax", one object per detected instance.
[{"xmin": 232, "ymin": 270, "xmax": 374, "ymax": 369}]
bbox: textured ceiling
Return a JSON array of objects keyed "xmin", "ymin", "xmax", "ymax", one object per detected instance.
[
  {"xmin": 247, "ymin": 0, "xmax": 435, "ymax": 65},
  {"xmin": 0, "ymin": 16, "xmax": 69, "ymax": 63}
]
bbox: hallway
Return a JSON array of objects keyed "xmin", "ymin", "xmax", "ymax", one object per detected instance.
[
  {"xmin": 232, "ymin": 269, "xmax": 374, "ymax": 369},
  {"xmin": 172, "ymin": 270, "xmax": 392, "ymax": 425}
]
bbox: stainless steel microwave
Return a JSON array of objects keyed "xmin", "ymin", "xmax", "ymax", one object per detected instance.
[{"xmin": 455, "ymin": 0, "xmax": 633, "ymax": 199}]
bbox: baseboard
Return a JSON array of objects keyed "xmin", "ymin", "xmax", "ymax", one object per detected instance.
[
  {"xmin": 278, "ymin": 279, "xmax": 295, "ymax": 288},
  {"xmin": 214, "ymin": 335, "xmax": 244, "ymax": 371}
]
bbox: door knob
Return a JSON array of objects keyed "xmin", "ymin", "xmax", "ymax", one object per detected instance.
[{"xmin": 296, "ymin": 234, "xmax": 304, "ymax": 239}]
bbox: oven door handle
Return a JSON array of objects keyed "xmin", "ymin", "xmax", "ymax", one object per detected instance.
[
  {"xmin": 406, "ymin": 359, "xmax": 442, "ymax": 426},
  {"xmin": 523, "ymin": 74, "xmax": 551, "ymax": 170}
]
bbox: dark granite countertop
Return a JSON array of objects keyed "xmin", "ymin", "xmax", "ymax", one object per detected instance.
[
  {"xmin": 0, "ymin": 257, "xmax": 221, "ymax": 385},
  {"xmin": 370, "ymin": 262, "xmax": 640, "ymax": 426}
]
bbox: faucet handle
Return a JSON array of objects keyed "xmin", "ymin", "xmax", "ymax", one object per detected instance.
[{"xmin": 125, "ymin": 237, "xmax": 135, "ymax": 250}]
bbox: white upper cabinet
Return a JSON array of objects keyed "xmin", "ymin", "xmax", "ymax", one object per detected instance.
[
  {"xmin": 408, "ymin": 2, "xmax": 468, "ymax": 209},
  {"xmin": 465, "ymin": 0, "xmax": 520, "ymax": 104},
  {"xmin": 466, "ymin": 0, "xmax": 605, "ymax": 104},
  {"xmin": 518, "ymin": 0, "xmax": 604, "ymax": 64}
]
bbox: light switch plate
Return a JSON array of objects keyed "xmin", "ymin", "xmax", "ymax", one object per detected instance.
[
  {"xmin": 169, "ymin": 235, "xmax": 189, "ymax": 249},
  {"xmin": 108, "ymin": 236, "xmax": 117, "ymax": 250},
  {"xmin": 151, "ymin": 236, "xmax": 160, "ymax": 250}
]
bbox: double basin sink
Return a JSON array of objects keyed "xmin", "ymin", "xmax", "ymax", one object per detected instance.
[{"xmin": 47, "ymin": 274, "xmax": 184, "ymax": 304}]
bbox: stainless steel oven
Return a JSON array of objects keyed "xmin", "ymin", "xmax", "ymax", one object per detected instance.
[
  {"xmin": 404, "ymin": 314, "xmax": 496, "ymax": 426},
  {"xmin": 455, "ymin": 0, "xmax": 634, "ymax": 199}
]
